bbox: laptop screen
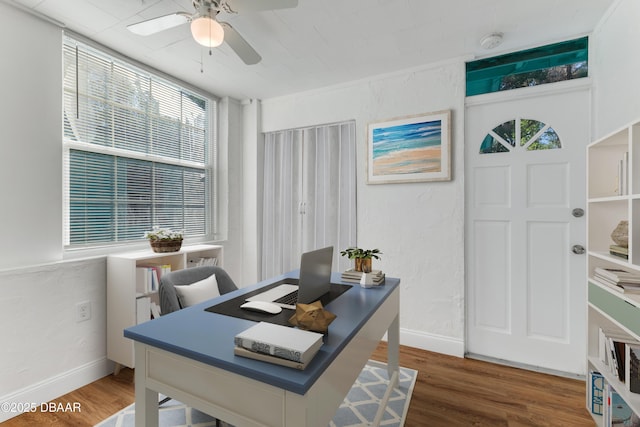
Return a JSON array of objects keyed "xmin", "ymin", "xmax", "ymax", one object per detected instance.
[{"xmin": 297, "ymin": 246, "xmax": 333, "ymax": 303}]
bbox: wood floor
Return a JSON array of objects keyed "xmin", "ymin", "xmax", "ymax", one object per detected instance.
[{"xmin": 2, "ymin": 343, "xmax": 594, "ymax": 427}]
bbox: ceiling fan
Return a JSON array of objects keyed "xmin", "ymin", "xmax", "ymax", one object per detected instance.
[{"xmin": 127, "ymin": 0, "xmax": 298, "ymax": 65}]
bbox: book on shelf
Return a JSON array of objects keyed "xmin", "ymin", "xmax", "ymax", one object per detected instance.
[
  {"xmin": 610, "ymin": 245, "xmax": 629, "ymax": 260},
  {"xmin": 613, "ymin": 340, "xmax": 627, "ymax": 382},
  {"xmin": 594, "ymin": 276, "xmax": 640, "ymax": 294},
  {"xmin": 594, "ymin": 267, "xmax": 640, "ymax": 285},
  {"xmin": 599, "ymin": 328, "xmax": 640, "ymax": 384},
  {"xmin": 618, "ymin": 151, "xmax": 629, "ymax": 196},
  {"xmin": 589, "ymin": 371, "xmax": 604, "ymax": 416},
  {"xmin": 627, "ymin": 344, "xmax": 640, "ymax": 394},
  {"xmin": 136, "ymin": 264, "xmax": 172, "ymax": 294},
  {"xmin": 188, "ymin": 257, "xmax": 218, "ymax": 267},
  {"xmin": 233, "ymin": 346, "xmax": 307, "ymax": 370},
  {"xmin": 593, "ymin": 267, "xmax": 640, "ymax": 293},
  {"xmin": 341, "ymin": 269, "xmax": 385, "ymax": 284},
  {"xmin": 234, "ymin": 321, "xmax": 323, "ymax": 365}
]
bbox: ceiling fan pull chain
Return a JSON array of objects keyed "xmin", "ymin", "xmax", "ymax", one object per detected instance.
[{"xmin": 208, "ymin": 3, "xmax": 213, "ymax": 56}]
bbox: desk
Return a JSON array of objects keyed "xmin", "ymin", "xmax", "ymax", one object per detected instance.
[{"xmin": 124, "ymin": 272, "xmax": 400, "ymax": 427}]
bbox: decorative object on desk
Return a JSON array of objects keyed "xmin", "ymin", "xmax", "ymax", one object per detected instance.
[
  {"xmin": 367, "ymin": 110, "xmax": 451, "ymax": 184},
  {"xmin": 144, "ymin": 226, "xmax": 184, "ymax": 253},
  {"xmin": 342, "ymin": 269, "xmax": 385, "ymax": 285},
  {"xmin": 340, "ymin": 247, "xmax": 382, "ymax": 272},
  {"xmin": 611, "ymin": 220, "xmax": 629, "ymax": 248},
  {"xmin": 96, "ymin": 360, "xmax": 417, "ymax": 427},
  {"xmin": 288, "ymin": 300, "xmax": 336, "ymax": 333},
  {"xmin": 360, "ymin": 270, "xmax": 378, "ymax": 288}
]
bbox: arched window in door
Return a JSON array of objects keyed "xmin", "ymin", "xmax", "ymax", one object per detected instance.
[{"xmin": 480, "ymin": 118, "xmax": 562, "ymax": 154}]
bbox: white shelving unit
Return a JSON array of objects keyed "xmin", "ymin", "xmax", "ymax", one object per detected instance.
[
  {"xmin": 107, "ymin": 244, "xmax": 223, "ymax": 371},
  {"xmin": 587, "ymin": 121, "xmax": 640, "ymax": 424}
]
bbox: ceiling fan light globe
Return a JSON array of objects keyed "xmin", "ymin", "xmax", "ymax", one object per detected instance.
[{"xmin": 191, "ymin": 16, "xmax": 224, "ymax": 47}]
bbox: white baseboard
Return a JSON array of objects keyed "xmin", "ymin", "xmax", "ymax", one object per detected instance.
[
  {"xmin": 0, "ymin": 357, "xmax": 113, "ymax": 423},
  {"xmin": 399, "ymin": 328, "xmax": 465, "ymax": 357}
]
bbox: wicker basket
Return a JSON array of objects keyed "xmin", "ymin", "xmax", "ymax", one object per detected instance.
[{"xmin": 149, "ymin": 239, "xmax": 183, "ymax": 253}]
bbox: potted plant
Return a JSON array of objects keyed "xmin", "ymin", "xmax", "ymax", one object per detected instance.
[
  {"xmin": 340, "ymin": 247, "xmax": 382, "ymax": 272},
  {"xmin": 144, "ymin": 226, "xmax": 184, "ymax": 253}
]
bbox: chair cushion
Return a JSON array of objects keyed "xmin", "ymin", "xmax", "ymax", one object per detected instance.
[{"xmin": 174, "ymin": 274, "xmax": 220, "ymax": 308}]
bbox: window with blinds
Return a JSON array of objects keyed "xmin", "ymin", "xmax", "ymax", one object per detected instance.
[{"xmin": 63, "ymin": 36, "xmax": 215, "ymax": 247}]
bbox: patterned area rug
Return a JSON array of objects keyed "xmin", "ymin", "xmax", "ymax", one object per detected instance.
[{"xmin": 96, "ymin": 360, "xmax": 416, "ymax": 427}]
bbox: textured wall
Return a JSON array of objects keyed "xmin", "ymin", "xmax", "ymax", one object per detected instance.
[
  {"xmin": 261, "ymin": 60, "xmax": 467, "ymax": 355},
  {"xmin": 0, "ymin": 258, "xmax": 109, "ymax": 422}
]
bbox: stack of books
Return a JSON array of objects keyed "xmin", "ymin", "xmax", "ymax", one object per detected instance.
[
  {"xmin": 188, "ymin": 256, "xmax": 218, "ymax": 267},
  {"xmin": 610, "ymin": 245, "xmax": 629, "ymax": 260},
  {"xmin": 594, "ymin": 267, "xmax": 640, "ymax": 294},
  {"xmin": 341, "ymin": 269, "xmax": 385, "ymax": 285},
  {"xmin": 234, "ymin": 322, "xmax": 323, "ymax": 370}
]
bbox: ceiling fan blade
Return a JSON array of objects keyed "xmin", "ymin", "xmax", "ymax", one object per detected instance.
[
  {"xmin": 220, "ymin": 22, "xmax": 261, "ymax": 65},
  {"xmin": 127, "ymin": 12, "xmax": 191, "ymax": 36},
  {"xmin": 223, "ymin": 0, "xmax": 298, "ymax": 14}
]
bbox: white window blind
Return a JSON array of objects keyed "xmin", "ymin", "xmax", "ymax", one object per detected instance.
[{"xmin": 62, "ymin": 36, "xmax": 215, "ymax": 247}]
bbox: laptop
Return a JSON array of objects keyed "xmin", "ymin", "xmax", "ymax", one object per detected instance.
[{"xmin": 246, "ymin": 246, "xmax": 334, "ymax": 309}]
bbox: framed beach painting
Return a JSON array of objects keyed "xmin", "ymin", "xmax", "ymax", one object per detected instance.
[{"xmin": 367, "ymin": 110, "xmax": 451, "ymax": 184}]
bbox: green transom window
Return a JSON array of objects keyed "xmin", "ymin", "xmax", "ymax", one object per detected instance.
[{"xmin": 466, "ymin": 37, "xmax": 588, "ymax": 97}]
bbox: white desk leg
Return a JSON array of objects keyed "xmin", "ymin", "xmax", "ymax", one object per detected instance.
[
  {"xmin": 372, "ymin": 311, "xmax": 401, "ymax": 426},
  {"xmin": 387, "ymin": 313, "xmax": 400, "ymax": 389},
  {"xmin": 134, "ymin": 342, "xmax": 159, "ymax": 427}
]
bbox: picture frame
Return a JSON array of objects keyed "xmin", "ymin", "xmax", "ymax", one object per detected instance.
[{"xmin": 367, "ymin": 110, "xmax": 451, "ymax": 184}]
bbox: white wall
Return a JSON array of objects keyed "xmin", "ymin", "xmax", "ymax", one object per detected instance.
[
  {"xmin": 0, "ymin": 4, "xmax": 246, "ymax": 421},
  {"xmin": 217, "ymin": 97, "xmax": 245, "ymax": 285},
  {"xmin": 0, "ymin": 2, "xmax": 62, "ymax": 268},
  {"xmin": 261, "ymin": 60, "xmax": 467, "ymax": 356},
  {"xmin": 241, "ymin": 99, "xmax": 263, "ymax": 285},
  {"xmin": 592, "ymin": 0, "xmax": 640, "ymax": 137},
  {"xmin": 0, "ymin": 5, "xmax": 114, "ymax": 422}
]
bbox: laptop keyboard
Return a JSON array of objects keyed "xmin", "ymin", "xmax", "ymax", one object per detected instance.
[{"xmin": 274, "ymin": 290, "xmax": 298, "ymax": 305}]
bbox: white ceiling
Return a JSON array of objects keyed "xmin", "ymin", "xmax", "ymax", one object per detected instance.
[{"xmin": 9, "ymin": 0, "xmax": 614, "ymax": 100}]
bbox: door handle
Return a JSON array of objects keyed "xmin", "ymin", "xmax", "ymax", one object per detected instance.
[
  {"xmin": 572, "ymin": 208, "xmax": 584, "ymax": 218},
  {"xmin": 571, "ymin": 245, "xmax": 585, "ymax": 255}
]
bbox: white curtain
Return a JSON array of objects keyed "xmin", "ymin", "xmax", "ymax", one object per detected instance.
[{"xmin": 261, "ymin": 121, "xmax": 357, "ymax": 279}]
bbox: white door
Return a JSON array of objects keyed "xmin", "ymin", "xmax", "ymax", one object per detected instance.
[{"xmin": 465, "ymin": 85, "xmax": 589, "ymax": 375}]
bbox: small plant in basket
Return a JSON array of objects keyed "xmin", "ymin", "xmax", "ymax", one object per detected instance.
[{"xmin": 144, "ymin": 227, "xmax": 184, "ymax": 253}]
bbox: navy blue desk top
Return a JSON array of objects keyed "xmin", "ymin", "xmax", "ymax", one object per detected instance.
[{"xmin": 124, "ymin": 271, "xmax": 400, "ymax": 395}]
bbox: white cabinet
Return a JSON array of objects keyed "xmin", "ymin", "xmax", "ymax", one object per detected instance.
[
  {"xmin": 107, "ymin": 244, "xmax": 223, "ymax": 370},
  {"xmin": 587, "ymin": 121, "xmax": 640, "ymax": 424}
]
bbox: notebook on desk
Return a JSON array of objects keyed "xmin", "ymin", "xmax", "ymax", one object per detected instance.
[{"xmin": 246, "ymin": 246, "xmax": 333, "ymax": 310}]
